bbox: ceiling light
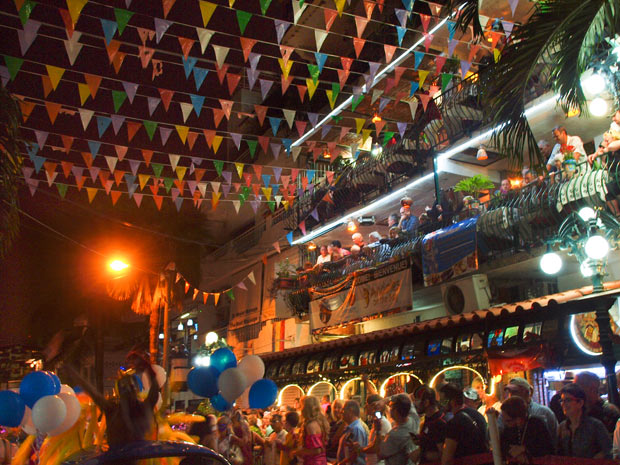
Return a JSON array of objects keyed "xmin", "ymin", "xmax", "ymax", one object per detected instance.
[
  {"xmin": 589, "ymin": 97, "xmax": 608, "ymax": 117},
  {"xmin": 371, "ymin": 143, "xmax": 382, "ymax": 156},
  {"xmin": 187, "ymin": 318, "xmax": 194, "ymax": 326},
  {"xmin": 578, "ymin": 207, "xmax": 596, "ymax": 222},
  {"xmin": 585, "ymin": 235, "xmax": 609, "ymax": 260},
  {"xmin": 347, "ymin": 221, "xmax": 357, "ymax": 232},
  {"xmin": 307, "ymin": 242, "xmax": 317, "ymax": 251},
  {"xmin": 177, "ymin": 322, "xmax": 184, "ymax": 331},
  {"xmin": 323, "ymin": 150, "xmax": 331, "ymax": 159},
  {"xmin": 476, "ymin": 146, "xmax": 488, "ymax": 160},
  {"xmin": 540, "ymin": 248, "xmax": 562, "ymax": 275},
  {"xmin": 581, "ymin": 72, "xmax": 606, "ymax": 96},
  {"xmin": 372, "ymin": 114, "xmax": 382, "ymax": 123}
]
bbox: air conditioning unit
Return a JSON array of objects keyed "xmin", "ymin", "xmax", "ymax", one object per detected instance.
[{"xmin": 441, "ymin": 274, "xmax": 491, "ymax": 315}]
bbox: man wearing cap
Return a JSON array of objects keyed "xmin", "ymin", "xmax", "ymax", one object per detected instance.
[
  {"xmin": 398, "ymin": 197, "xmax": 419, "ymax": 236},
  {"xmin": 503, "ymin": 377, "xmax": 558, "ymax": 440}
]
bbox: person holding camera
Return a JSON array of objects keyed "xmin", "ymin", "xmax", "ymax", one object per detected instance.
[
  {"xmin": 363, "ymin": 394, "xmax": 392, "ymax": 465},
  {"xmin": 410, "ymin": 386, "xmax": 447, "ymax": 464}
]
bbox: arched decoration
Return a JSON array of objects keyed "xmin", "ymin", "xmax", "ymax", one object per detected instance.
[
  {"xmin": 277, "ymin": 384, "xmax": 305, "ymax": 408},
  {"xmin": 429, "ymin": 366, "xmax": 489, "ymax": 394},
  {"xmin": 339, "ymin": 377, "xmax": 377, "ymax": 400},
  {"xmin": 307, "ymin": 381, "xmax": 338, "ymax": 401},
  {"xmin": 379, "ymin": 372, "xmax": 424, "ymax": 398}
]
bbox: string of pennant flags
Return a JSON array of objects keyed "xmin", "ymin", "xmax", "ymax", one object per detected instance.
[{"xmin": 176, "ymin": 268, "xmax": 257, "ymax": 306}]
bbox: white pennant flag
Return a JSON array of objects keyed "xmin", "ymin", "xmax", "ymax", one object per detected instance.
[
  {"xmin": 196, "ymin": 28, "xmax": 214, "ymax": 53},
  {"xmin": 292, "ymin": 0, "xmax": 308, "ymax": 24},
  {"xmin": 291, "ymin": 146, "xmax": 302, "ymax": 161},
  {"xmin": 212, "ymin": 45, "xmax": 230, "ymax": 68},
  {"xmin": 283, "ymin": 109, "xmax": 296, "ymax": 128},
  {"xmin": 64, "ymin": 32, "xmax": 83, "ymax": 66},
  {"xmin": 314, "ymin": 29, "xmax": 328, "ymax": 51},
  {"xmin": 198, "ymin": 182, "xmax": 207, "ymax": 196},
  {"xmin": 407, "ymin": 99, "xmax": 419, "ymax": 119},
  {"xmin": 233, "ymin": 200, "xmax": 241, "ymax": 213},
  {"xmin": 248, "ymin": 271, "xmax": 256, "ymax": 285},
  {"xmin": 169, "ymin": 154, "xmax": 180, "ymax": 170},
  {"xmin": 105, "ymin": 155, "xmax": 118, "ymax": 173},
  {"xmin": 79, "ymin": 108, "xmax": 94, "ymax": 130},
  {"xmin": 179, "ymin": 102, "xmax": 193, "ymax": 122}
]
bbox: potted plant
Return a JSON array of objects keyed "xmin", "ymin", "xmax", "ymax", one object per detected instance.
[
  {"xmin": 453, "ymin": 174, "xmax": 495, "ymax": 210},
  {"xmin": 275, "ymin": 259, "xmax": 297, "ymax": 289},
  {"xmin": 560, "ymin": 144, "xmax": 577, "ymax": 178}
]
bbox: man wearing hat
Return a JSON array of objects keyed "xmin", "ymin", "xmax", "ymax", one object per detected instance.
[
  {"xmin": 504, "ymin": 377, "xmax": 558, "ymax": 441},
  {"xmin": 398, "ymin": 197, "xmax": 419, "ymax": 236}
]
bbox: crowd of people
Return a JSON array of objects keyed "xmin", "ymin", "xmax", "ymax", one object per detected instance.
[{"xmin": 185, "ymin": 370, "xmax": 620, "ymax": 465}]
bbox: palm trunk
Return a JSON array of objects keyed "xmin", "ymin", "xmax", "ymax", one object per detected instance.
[{"xmin": 149, "ymin": 305, "xmax": 160, "ymax": 363}]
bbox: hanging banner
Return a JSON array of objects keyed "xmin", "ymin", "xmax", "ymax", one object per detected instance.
[
  {"xmin": 310, "ymin": 257, "xmax": 412, "ymax": 333},
  {"xmin": 228, "ymin": 263, "xmax": 262, "ymax": 330},
  {"xmin": 422, "ymin": 216, "xmax": 479, "ymax": 287}
]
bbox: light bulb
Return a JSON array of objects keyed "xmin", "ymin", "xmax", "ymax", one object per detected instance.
[
  {"xmin": 582, "ymin": 73, "xmax": 606, "ymax": 96},
  {"xmin": 371, "ymin": 143, "xmax": 382, "ymax": 156},
  {"xmin": 476, "ymin": 147, "xmax": 488, "ymax": 161},
  {"xmin": 540, "ymin": 252, "xmax": 562, "ymax": 275},
  {"xmin": 159, "ymin": 333, "xmax": 164, "ymax": 340},
  {"xmin": 187, "ymin": 318, "xmax": 194, "ymax": 326},
  {"xmin": 177, "ymin": 322, "xmax": 184, "ymax": 331},
  {"xmin": 193, "ymin": 334, "xmax": 198, "ymax": 340},
  {"xmin": 205, "ymin": 331, "xmax": 219, "ymax": 345},
  {"xmin": 585, "ymin": 235, "xmax": 609, "ymax": 260},
  {"xmin": 578, "ymin": 207, "xmax": 596, "ymax": 222},
  {"xmin": 589, "ymin": 98, "xmax": 608, "ymax": 117},
  {"xmin": 580, "ymin": 261, "xmax": 594, "ymax": 278}
]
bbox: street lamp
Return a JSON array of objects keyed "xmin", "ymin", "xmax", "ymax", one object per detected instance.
[{"xmin": 108, "ymin": 259, "xmax": 129, "ymax": 272}]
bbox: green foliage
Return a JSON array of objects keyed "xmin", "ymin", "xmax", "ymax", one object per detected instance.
[
  {"xmin": 276, "ymin": 258, "xmax": 295, "ymax": 278},
  {"xmin": 0, "ymin": 87, "xmax": 24, "ymax": 258},
  {"xmin": 453, "ymin": 174, "xmax": 495, "ymax": 198}
]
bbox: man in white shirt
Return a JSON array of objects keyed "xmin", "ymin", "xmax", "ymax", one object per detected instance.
[
  {"xmin": 316, "ymin": 245, "xmax": 331, "ymax": 265},
  {"xmin": 546, "ymin": 126, "xmax": 586, "ymax": 172},
  {"xmin": 264, "ymin": 413, "xmax": 287, "ymax": 465}
]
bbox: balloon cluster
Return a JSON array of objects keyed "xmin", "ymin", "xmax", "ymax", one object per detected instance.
[
  {"xmin": 0, "ymin": 371, "xmax": 81, "ymax": 436},
  {"xmin": 187, "ymin": 349, "xmax": 277, "ymax": 411}
]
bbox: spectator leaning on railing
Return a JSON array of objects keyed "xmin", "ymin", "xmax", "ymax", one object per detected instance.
[{"xmin": 546, "ymin": 126, "xmax": 586, "ymax": 172}]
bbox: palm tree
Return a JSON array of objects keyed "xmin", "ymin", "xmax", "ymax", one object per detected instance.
[
  {"xmin": 442, "ymin": 0, "xmax": 620, "ymax": 168},
  {"xmin": 0, "ymin": 86, "xmax": 24, "ymax": 258}
]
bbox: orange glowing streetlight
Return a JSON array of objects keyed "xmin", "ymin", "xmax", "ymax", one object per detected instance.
[{"xmin": 109, "ymin": 259, "xmax": 130, "ymax": 272}]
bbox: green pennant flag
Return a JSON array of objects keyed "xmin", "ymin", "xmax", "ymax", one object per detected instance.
[
  {"xmin": 307, "ymin": 64, "xmax": 320, "ymax": 84},
  {"xmin": 56, "ymin": 183, "xmax": 68, "ymax": 198},
  {"xmin": 351, "ymin": 94, "xmax": 364, "ymax": 112},
  {"xmin": 112, "ymin": 90, "xmax": 127, "ymax": 112},
  {"xmin": 331, "ymin": 115, "xmax": 343, "ymax": 123},
  {"xmin": 19, "ymin": 0, "xmax": 35, "ymax": 26},
  {"xmin": 383, "ymin": 131, "xmax": 395, "ymax": 146},
  {"xmin": 246, "ymin": 139, "xmax": 257, "ymax": 158},
  {"xmin": 143, "ymin": 120, "xmax": 158, "ymax": 141},
  {"xmin": 239, "ymin": 193, "xmax": 246, "ymax": 207},
  {"xmin": 225, "ymin": 289, "xmax": 235, "ymax": 301},
  {"xmin": 331, "ymin": 82, "xmax": 340, "ymax": 100},
  {"xmin": 114, "ymin": 8, "xmax": 134, "ymax": 35},
  {"xmin": 4, "ymin": 56, "xmax": 23, "ymax": 81},
  {"xmin": 152, "ymin": 163, "xmax": 164, "ymax": 178},
  {"xmin": 267, "ymin": 200, "xmax": 275, "ymax": 212},
  {"xmin": 241, "ymin": 186, "xmax": 250, "ymax": 197},
  {"xmin": 441, "ymin": 73, "xmax": 453, "ymax": 91},
  {"xmin": 163, "ymin": 177, "xmax": 174, "ymax": 193},
  {"xmin": 299, "ymin": 0, "xmax": 304, "ymax": 7},
  {"xmin": 213, "ymin": 160, "xmax": 224, "ymax": 177},
  {"xmin": 236, "ymin": 10, "xmax": 252, "ymax": 35},
  {"xmin": 259, "ymin": 0, "xmax": 272, "ymax": 15}
]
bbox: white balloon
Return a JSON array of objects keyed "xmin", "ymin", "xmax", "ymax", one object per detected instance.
[
  {"xmin": 218, "ymin": 368, "xmax": 248, "ymax": 403},
  {"xmin": 60, "ymin": 384, "xmax": 75, "ymax": 395},
  {"xmin": 48, "ymin": 393, "xmax": 81, "ymax": 436},
  {"xmin": 152, "ymin": 365, "xmax": 167, "ymax": 388},
  {"xmin": 238, "ymin": 355, "xmax": 265, "ymax": 385},
  {"xmin": 21, "ymin": 407, "xmax": 36, "ymax": 436},
  {"xmin": 32, "ymin": 395, "xmax": 66, "ymax": 433}
]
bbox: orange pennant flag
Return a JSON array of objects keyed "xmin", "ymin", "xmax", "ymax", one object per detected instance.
[
  {"xmin": 110, "ymin": 190, "xmax": 122, "ymax": 205},
  {"xmin": 18, "ymin": 100, "xmax": 35, "ymax": 122},
  {"xmin": 45, "ymin": 101, "xmax": 62, "ymax": 124},
  {"xmin": 85, "ymin": 74, "xmax": 102, "ymax": 98},
  {"xmin": 41, "ymin": 75, "xmax": 53, "ymax": 97},
  {"xmin": 213, "ymin": 292, "xmax": 220, "ymax": 305},
  {"xmin": 211, "ymin": 191, "xmax": 221, "ymax": 209},
  {"xmin": 86, "ymin": 187, "xmax": 98, "ymax": 203},
  {"xmin": 353, "ymin": 37, "xmax": 366, "ymax": 58}
]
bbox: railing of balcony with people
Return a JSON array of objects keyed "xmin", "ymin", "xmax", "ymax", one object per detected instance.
[{"xmin": 275, "ymin": 154, "xmax": 620, "ymax": 317}]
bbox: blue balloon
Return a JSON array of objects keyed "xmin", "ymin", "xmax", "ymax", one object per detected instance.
[
  {"xmin": 0, "ymin": 390, "xmax": 26, "ymax": 427},
  {"xmin": 20, "ymin": 371, "xmax": 57, "ymax": 408},
  {"xmin": 210, "ymin": 393, "xmax": 233, "ymax": 412},
  {"xmin": 249, "ymin": 379, "xmax": 278, "ymax": 409},
  {"xmin": 210, "ymin": 348, "xmax": 237, "ymax": 373},
  {"xmin": 73, "ymin": 386, "xmax": 83, "ymax": 394},
  {"xmin": 187, "ymin": 366, "xmax": 220, "ymax": 398},
  {"xmin": 46, "ymin": 372, "xmax": 61, "ymax": 395}
]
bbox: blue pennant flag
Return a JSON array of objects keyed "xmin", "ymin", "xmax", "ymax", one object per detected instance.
[
  {"xmin": 182, "ymin": 56, "xmax": 198, "ymax": 78},
  {"xmin": 32, "ymin": 155, "xmax": 46, "ymax": 173},
  {"xmin": 100, "ymin": 19, "xmax": 118, "ymax": 45},
  {"xmin": 96, "ymin": 116, "xmax": 112, "ymax": 137},
  {"xmin": 87, "ymin": 140, "xmax": 102, "ymax": 157},
  {"xmin": 193, "ymin": 67, "xmax": 208, "ymax": 90},
  {"xmin": 402, "ymin": 0, "xmax": 414, "ymax": 11},
  {"xmin": 26, "ymin": 143, "xmax": 39, "ymax": 161},
  {"xmin": 268, "ymin": 116, "xmax": 281, "ymax": 136},
  {"xmin": 190, "ymin": 94, "xmax": 205, "ymax": 117},
  {"xmin": 282, "ymin": 138, "xmax": 292, "ymax": 154},
  {"xmin": 286, "ymin": 231, "xmax": 294, "ymax": 245},
  {"xmin": 447, "ymin": 20, "xmax": 457, "ymax": 41},
  {"xmin": 261, "ymin": 174, "xmax": 271, "ymax": 187},
  {"xmin": 272, "ymin": 184, "xmax": 280, "ymax": 195},
  {"xmin": 414, "ymin": 51, "xmax": 424, "ymax": 70},
  {"xmin": 314, "ymin": 52, "xmax": 328, "ymax": 74},
  {"xmin": 396, "ymin": 26, "xmax": 406, "ymax": 46},
  {"xmin": 409, "ymin": 81, "xmax": 419, "ymax": 96},
  {"xmin": 306, "ymin": 169, "xmax": 315, "ymax": 184}
]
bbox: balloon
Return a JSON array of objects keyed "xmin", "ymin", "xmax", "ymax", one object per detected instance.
[
  {"xmin": 210, "ymin": 394, "xmax": 233, "ymax": 412},
  {"xmin": 187, "ymin": 366, "xmax": 220, "ymax": 398},
  {"xmin": 0, "ymin": 390, "xmax": 26, "ymax": 427},
  {"xmin": 48, "ymin": 393, "xmax": 81, "ymax": 436},
  {"xmin": 21, "ymin": 407, "xmax": 36, "ymax": 435},
  {"xmin": 238, "ymin": 355, "xmax": 265, "ymax": 385},
  {"xmin": 60, "ymin": 384, "xmax": 75, "ymax": 395},
  {"xmin": 46, "ymin": 372, "xmax": 61, "ymax": 394},
  {"xmin": 249, "ymin": 379, "xmax": 278, "ymax": 409},
  {"xmin": 20, "ymin": 371, "xmax": 58, "ymax": 408},
  {"xmin": 210, "ymin": 348, "xmax": 237, "ymax": 373},
  {"xmin": 32, "ymin": 395, "xmax": 66, "ymax": 433},
  {"xmin": 217, "ymin": 368, "xmax": 247, "ymax": 403}
]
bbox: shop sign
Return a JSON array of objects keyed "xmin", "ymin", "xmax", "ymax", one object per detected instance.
[{"xmin": 309, "ymin": 263, "xmax": 412, "ymax": 332}]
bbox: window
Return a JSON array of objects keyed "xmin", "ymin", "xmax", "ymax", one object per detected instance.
[
  {"xmin": 504, "ymin": 326, "xmax": 519, "ymax": 345},
  {"xmin": 278, "ymin": 362, "xmax": 292, "ymax": 377},
  {"xmin": 456, "ymin": 334, "xmax": 471, "ymax": 352},
  {"xmin": 401, "ymin": 343, "xmax": 416, "ymax": 360},
  {"xmin": 441, "ymin": 337, "xmax": 453, "ymax": 354},
  {"xmin": 471, "ymin": 333, "xmax": 484, "ymax": 350},
  {"xmin": 307, "ymin": 358, "xmax": 322, "ymax": 373},
  {"xmin": 323, "ymin": 355, "xmax": 339, "ymax": 371},
  {"xmin": 266, "ymin": 363, "xmax": 279, "ymax": 378},
  {"xmin": 487, "ymin": 329, "xmax": 504, "ymax": 347},
  {"xmin": 340, "ymin": 352, "xmax": 357, "ymax": 368},
  {"xmin": 292, "ymin": 358, "xmax": 307, "ymax": 374},
  {"xmin": 427, "ymin": 340, "xmax": 442, "ymax": 356},
  {"xmin": 359, "ymin": 350, "xmax": 376, "ymax": 366},
  {"xmin": 523, "ymin": 322, "xmax": 543, "ymax": 342}
]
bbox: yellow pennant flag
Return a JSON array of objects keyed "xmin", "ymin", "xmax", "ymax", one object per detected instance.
[
  {"xmin": 278, "ymin": 58, "xmax": 293, "ymax": 80},
  {"xmin": 213, "ymin": 292, "xmax": 220, "ymax": 306},
  {"xmin": 211, "ymin": 191, "xmax": 221, "ymax": 209},
  {"xmin": 78, "ymin": 83, "xmax": 90, "ymax": 105},
  {"xmin": 175, "ymin": 125, "xmax": 189, "ymax": 144},
  {"xmin": 46, "ymin": 65, "xmax": 65, "ymax": 91},
  {"xmin": 361, "ymin": 128, "xmax": 372, "ymax": 146},
  {"xmin": 334, "ymin": 0, "xmax": 345, "ymax": 16},
  {"xmin": 176, "ymin": 166, "xmax": 187, "ymax": 180},
  {"xmin": 228, "ymin": 0, "xmax": 235, "ymax": 6},
  {"xmin": 67, "ymin": 0, "xmax": 88, "ymax": 26},
  {"xmin": 235, "ymin": 162, "xmax": 244, "ymax": 178},
  {"xmin": 199, "ymin": 1, "xmax": 217, "ymax": 27},
  {"xmin": 418, "ymin": 70, "xmax": 430, "ymax": 88},
  {"xmin": 355, "ymin": 117, "xmax": 365, "ymax": 134},
  {"xmin": 306, "ymin": 78, "xmax": 318, "ymax": 100},
  {"xmin": 325, "ymin": 90, "xmax": 336, "ymax": 109},
  {"xmin": 493, "ymin": 48, "xmax": 501, "ymax": 63},
  {"xmin": 138, "ymin": 173, "xmax": 150, "ymax": 190},
  {"xmin": 282, "ymin": 200, "xmax": 289, "ymax": 210},
  {"xmin": 86, "ymin": 187, "xmax": 97, "ymax": 203},
  {"xmin": 261, "ymin": 187, "xmax": 272, "ymax": 201},
  {"xmin": 212, "ymin": 135, "xmax": 223, "ymax": 153}
]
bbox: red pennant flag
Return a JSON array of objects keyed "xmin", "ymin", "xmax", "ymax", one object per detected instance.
[
  {"xmin": 243, "ymin": 173, "xmax": 253, "ymax": 187},
  {"xmin": 419, "ymin": 93, "xmax": 431, "ymax": 111},
  {"xmin": 61, "ymin": 135, "xmax": 74, "ymax": 153},
  {"xmin": 61, "ymin": 161, "xmax": 73, "ymax": 178},
  {"xmin": 187, "ymin": 131, "xmax": 199, "ymax": 150},
  {"xmin": 159, "ymin": 88, "xmax": 174, "ymax": 111},
  {"xmin": 110, "ymin": 190, "xmax": 122, "ymax": 205},
  {"xmin": 420, "ymin": 14, "xmax": 430, "ymax": 32},
  {"xmin": 299, "ymin": 220, "xmax": 306, "ymax": 235},
  {"xmin": 296, "ymin": 84, "xmax": 307, "ymax": 103},
  {"xmin": 258, "ymin": 136, "xmax": 269, "ymax": 154},
  {"xmin": 324, "ymin": 9, "xmax": 337, "ymax": 32},
  {"xmin": 240, "ymin": 37, "xmax": 257, "ymax": 62},
  {"xmin": 163, "ymin": 0, "xmax": 177, "ymax": 18},
  {"xmin": 295, "ymin": 120, "xmax": 307, "ymax": 137},
  {"xmin": 203, "ymin": 129, "xmax": 216, "ymax": 148},
  {"xmin": 215, "ymin": 63, "xmax": 229, "ymax": 84},
  {"xmin": 226, "ymin": 73, "xmax": 241, "ymax": 94},
  {"xmin": 436, "ymin": 56, "xmax": 446, "ymax": 74},
  {"xmin": 254, "ymin": 105, "xmax": 267, "ymax": 126},
  {"xmin": 141, "ymin": 149, "xmax": 153, "ymax": 166},
  {"xmin": 323, "ymin": 192, "xmax": 334, "ymax": 204},
  {"xmin": 384, "ymin": 44, "xmax": 397, "ymax": 63},
  {"xmin": 363, "ymin": 0, "xmax": 375, "ymax": 19},
  {"xmin": 177, "ymin": 37, "xmax": 195, "ymax": 59},
  {"xmin": 341, "ymin": 56, "xmax": 353, "ymax": 72},
  {"xmin": 114, "ymin": 170, "xmax": 126, "ymax": 186},
  {"xmin": 126, "ymin": 121, "xmax": 141, "ymax": 141},
  {"xmin": 59, "ymin": 9, "xmax": 75, "ymax": 38},
  {"xmin": 81, "ymin": 152, "xmax": 93, "ymax": 168}
]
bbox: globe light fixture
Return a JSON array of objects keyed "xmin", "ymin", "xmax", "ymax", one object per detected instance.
[
  {"xmin": 582, "ymin": 72, "xmax": 606, "ymax": 96},
  {"xmin": 476, "ymin": 146, "xmax": 488, "ymax": 161},
  {"xmin": 578, "ymin": 207, "xmax": 596, "ymax": 222},
  {"xmin": 589, "ymin": 97, "xmax": 609, "ymax": 117},
  {"xmin": 585, "ymin": 235, "xmax": 610, "ymax": 260},
  {"xmin": 371, "ymin": 143, "xmax": 382, "ymax": 156},
  {"xmin": 580, "ymin": 261, "xmax": 594, "ymax": 278},
  {"xmin": 540, "ymin": 249, "xmax": 562, "ymax": 275},
  {"xmin": 205, "ymin": 331, "xmax": 219, "ymax": 345}
]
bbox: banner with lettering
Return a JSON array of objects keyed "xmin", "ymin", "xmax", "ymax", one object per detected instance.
[{"xmin": 309, "ymin": 258, "xmax": 412, "ymax": 333}]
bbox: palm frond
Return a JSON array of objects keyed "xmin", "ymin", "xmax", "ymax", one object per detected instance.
[{"xmin": 441, "ymin": 0, "xmax": 484, "ymax": 39}]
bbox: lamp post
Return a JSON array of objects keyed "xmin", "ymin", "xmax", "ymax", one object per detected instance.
[{"xmin": 540, "ymin": 207, "xmax": 620, "ymax": 405}]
